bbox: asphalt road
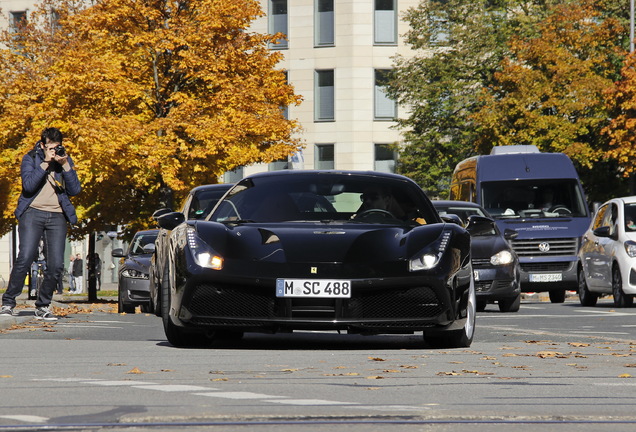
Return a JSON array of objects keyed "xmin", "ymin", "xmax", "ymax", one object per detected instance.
[{"xmin": 1, "ymin": 295, "xmax": 636, "ymax": 432}]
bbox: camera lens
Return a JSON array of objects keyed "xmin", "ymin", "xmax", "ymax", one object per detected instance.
[{"xmin": 55, "ymin": 145, "xmax": 66, "ymax": 156}]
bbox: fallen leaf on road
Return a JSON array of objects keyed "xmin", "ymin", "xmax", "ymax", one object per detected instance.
[
  {"xmin": 436, "ymin": 371, "xmax": 461, "ymax": 376},
  {"xmin": 127, "ymin": 367, "xmax": 145, "ymax": 374},
  {"xmin": 368, "ymin": 357, "xmax": 386, "ymax": 361},
  {"xmin": 366, "ymin": 376, "xmax": 385, "ymax": 379},
  {"xmin": 618, "ymin": 374, "xmax": 632, "ymax": 378},
  {"xmin": 568, "ymin": 342, "xmax": 590, "ymax": 347}
]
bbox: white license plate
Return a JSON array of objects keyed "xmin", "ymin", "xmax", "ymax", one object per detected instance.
[
  {"xmin": 276, "ymin": 279, "xmax": 351, "ymax": 298},
  {"xmin": 529, "ymin": 273, "xmax": 562, "ymax": 282}
]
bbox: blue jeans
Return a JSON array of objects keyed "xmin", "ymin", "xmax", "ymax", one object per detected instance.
[{"xmin": 2, "ymin": 208, "xmax": 67, "ymax": 308}]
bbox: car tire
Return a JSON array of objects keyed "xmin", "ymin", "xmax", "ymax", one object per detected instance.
[
  {"xmin": 612, "ymin": 265, "xmax": 633, "ymax": 308},
  {"xmin": 424, "ymin": 276, "xmax": 476, "ymax": 348},
  {"xmin": 118, "ymin": 288, "xmax": 136, "ymax": 314},
  {"xmin": 161, "ymin": 261, "xmax": 211, "ymax": 347},
  {"xmin": 549, "ymin": 290, "xmax": 566, "ymax": 303},
  {"xmin": 578, "ymin": 266, "xmax": 598, "ymax": 307},
  {"xmin": 498, "ymin": 294, "xmax": 520, "ymax": 312}
]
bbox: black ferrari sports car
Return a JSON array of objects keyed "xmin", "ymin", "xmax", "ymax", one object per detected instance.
[{"xmin": 157, "ymin": 171, "xmax": 486, "ymax": 348}]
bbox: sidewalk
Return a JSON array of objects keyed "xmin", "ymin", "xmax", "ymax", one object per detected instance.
[{"xmin": 0, "ymin": 284, "xmax": 117, "ymax": 331}]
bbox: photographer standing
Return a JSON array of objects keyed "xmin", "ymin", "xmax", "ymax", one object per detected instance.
[{"xmin": 0, "ymin": 127, "xmax": 81, "ymax": 321}]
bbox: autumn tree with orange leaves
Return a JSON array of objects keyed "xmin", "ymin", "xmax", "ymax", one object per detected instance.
[
  {"xmin": 472, "ymin": 0, "xmax": 625, "ymax": 171},
  {"xmin": 603, "ymin": 52, "xmax": 636, "ymax": 178},
  {"xmin": 0, "ymin": 0, "xmax": 302, "ymax": 236}
]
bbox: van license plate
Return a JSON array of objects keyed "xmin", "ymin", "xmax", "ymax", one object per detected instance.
[
  {"xmin": 276, "ymin": 279, "xmax": 351, "ymax": 298},
  {"xmin": 529, "ymin": 273, "xmax": 562, "ymax": 282}
]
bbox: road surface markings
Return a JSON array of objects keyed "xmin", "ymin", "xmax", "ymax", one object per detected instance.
[
  {"xmin": 0, "ymin": 415, "xmax": 48, "ymax": 423},
  {"xmin": 24, "ymin": 378, "xmax": 419, "ymax": 414},
  {"xmin": 195, "ymin": 392, "xmax": 287, "ymax": 400}
]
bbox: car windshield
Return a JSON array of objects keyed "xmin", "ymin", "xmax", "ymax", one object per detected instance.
[
  {"xmin": 481, "ymin": 179, "xmax": 588, "ymax": 219},
  {"xmin": 209, "ymin": 173, "xmax": 438, "ymax": 225},
  {"xmin": 187, "ymin": 189, "xmax": 229, "ymax": 220},
  {"xmin": 129, "ymin": 232, "xmax": 158, "ymax": 255},
  {"xmin": 625, "ymin": 203, "xmax": 636, "ymax": 232}
]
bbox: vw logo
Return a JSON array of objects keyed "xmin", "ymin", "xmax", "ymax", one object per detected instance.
[{"xmin": 538, "ymin": 242, "xmax": 551, "ymax": 253}]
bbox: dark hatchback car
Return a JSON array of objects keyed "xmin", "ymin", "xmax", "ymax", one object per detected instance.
[
  {"xmin": 433, "ymin": 200, "xmax": 521, "ymax": 312},
  {"xmin": 156, "ymin": 170, "xmax": 492, "ymax": 349},
  {"xmin": 112, "ymin": 229, "xmax": 159, "ymax": 313},
  {"xmin": 149, "ymin": 184, "xmax": 233, "ymax": 316}
]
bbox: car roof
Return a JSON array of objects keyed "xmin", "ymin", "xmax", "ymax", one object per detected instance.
[
  {"xmin": 432, "ymin": 200, "xmax": 484, "ymax": 209},
  {"xmin": 243, "ymin": 170, "xmax": 415, "ymax": 183},
  {"xmin": 133, "ymin": 229, "xmax": 160, "ymax": 236},
  {"xmin": 189, "ymin": 183, "xmax": 233, "ymax": 194}
]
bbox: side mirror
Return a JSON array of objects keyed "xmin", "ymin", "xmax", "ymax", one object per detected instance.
[
  {"xmin": 152, "ymin": 207, "xmax": 173, "ymax": 221},
  {"xmin": 466, "ymin": 215, "xmax": 496, "ymax": 236},
  {"xmin": 592, "ymin": 226, "xmax": 611, "ymax": 238},
  {"xmin": 142, "ymin": 243, "xmax": 156, "ymax": 254},
  {"xmin": 111, "ymin": 248, "xmax": 125, "ymax": 258},
  {"xmin": 441, "ymin": 214, "xmax": 464, "ymax": 226},
  {"xmin": 503, "ymin": 228, "xmax": 519, "ymax": 240},
  {"xmin": 157, "ymin": 212, "xmax": 186, "ymax": 230}
]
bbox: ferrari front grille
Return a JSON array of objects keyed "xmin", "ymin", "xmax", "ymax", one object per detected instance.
[
  {"xmin": 187, "ymin": 284, "xmax": 275, "ymax": 319},
  {"xmin": 348, "ymin": 287, "xmax": 442, "ymax": 319}
]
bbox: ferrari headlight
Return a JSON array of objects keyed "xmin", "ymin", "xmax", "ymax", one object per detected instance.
[
  {"xmin": 187, "ymin": 227, "xmax": 224, "ymax": 270},
  {"xmin": 409, "ymin": 231, "xmax": 451, "ymax": 272},
  {"xmin": 122, "ymin": 269, "xmax": 148, "ymax": 279},
  {"xmin": 625, "ymin": 241, "xmax": 636, "ymax": 258},
  {"xmin": 491, "ymin": 250, "xmax": 514, "ymax": 266}
]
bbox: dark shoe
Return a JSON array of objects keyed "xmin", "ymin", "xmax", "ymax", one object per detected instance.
[
  {"xmin": 34, "ymin": 307, "xmax": 58, "ymax": 322},
  {"xmin": 0, "ymin": 305, "xmax": 14, "ymax": 317}
]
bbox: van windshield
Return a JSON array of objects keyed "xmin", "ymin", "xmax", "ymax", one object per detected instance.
[{"xmin": 481, "ymin": 180, "xmax": 588, "ymax": 219}]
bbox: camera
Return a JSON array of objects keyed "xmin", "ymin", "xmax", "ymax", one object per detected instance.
[{"xmin": 54, "ymin": 144, "xmax": 66, "ymax": 157}]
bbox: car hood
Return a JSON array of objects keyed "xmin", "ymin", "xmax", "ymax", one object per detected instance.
[
  {"xmin": 469, "ymin": 234, "xmax": 513, "ymax": 260},
  {"xmin": 195, "ymin": 221, "xmax": 456, "ymax": 265},
  {"xmin": 123, "ymin": 255, "xmax": 152, "ymax": 273}
]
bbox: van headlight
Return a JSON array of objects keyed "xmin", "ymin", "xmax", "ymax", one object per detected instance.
[
  {"xmin": 491, "ymin": 250, "xmax": 514, "ymax": 266},
  {"xmin": 625, "ymin": 241, "xmax": 636, "ymax": 258},
  {"xmin": 187, "ymin": 227, "xmax": 224, "ymax": 270}
]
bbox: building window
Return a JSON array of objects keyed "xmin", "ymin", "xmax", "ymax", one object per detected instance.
[
  {"xmin": 315, "ymin": 70, "xmax": 335, "ymax": 121},
  {"xmin": 224, "ymin": 167, "xmax": 244, "ymax": 183},
  {"xmin": 374, "ymin": 69, "xmax": 396, "ymax": 120},
  {"xmin": 374, "ymin": 0, "xmax": 396, "ymax": 45},
  {"xmin": 315, "ymin": 0, "xmax": 334, "ymax": 47},
  {"xmin": 374, "ymin": 144, "xmax": 396, "ymax": 173},
  {"xmin": 269, "ymin": 0, "xmax": 288, "ymax": 49},
  {"xmin": 315, "ymin": 144, "xmax": 335, "ymax": 169},
  {"xmin": 269, "ymin": 159, "xmax": 289, "ymax": 171},
  {"xmin": 10, "ymin": 11, "xmax": 27, "ymax": 33}
]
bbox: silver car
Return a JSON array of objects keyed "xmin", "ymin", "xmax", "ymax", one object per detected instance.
[{"xmin": 578, "ymin": 196, "xmax": 636, "ymax": 307}]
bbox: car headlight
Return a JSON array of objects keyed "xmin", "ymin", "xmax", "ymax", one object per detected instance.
[
  {"xmin": 625, "ymin": 241, "xmax": 636, "ymax": 258},
  {"xmin": 187, "ymin": 226, "xmax": 224, "ymax": 270},
  {"xmin": 122, "ymin": 269, "xmax": 149, "ymax": 279},
  {"xmin": 409, "ymin": 231, "xmax": 451, "ymax": 271},
  {"xmin": 491, "ymin": 250, "xmax": 514, "ymax": 266}
]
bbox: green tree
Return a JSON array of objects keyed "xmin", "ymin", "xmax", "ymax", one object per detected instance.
[
  {"xmin": 388, "ymin": 0, "xmax": 630, "ymax": 200},
  {"xmin": 0, "ymin": 0, "xmax": 302, "ymax": 236},
  {"xmin": 388, "ymin": 0, "xmax": 554, "ymax": 197},
  {"xmin": 473, "ymin": 0, "xmax": 629, "ymax": 202}
]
